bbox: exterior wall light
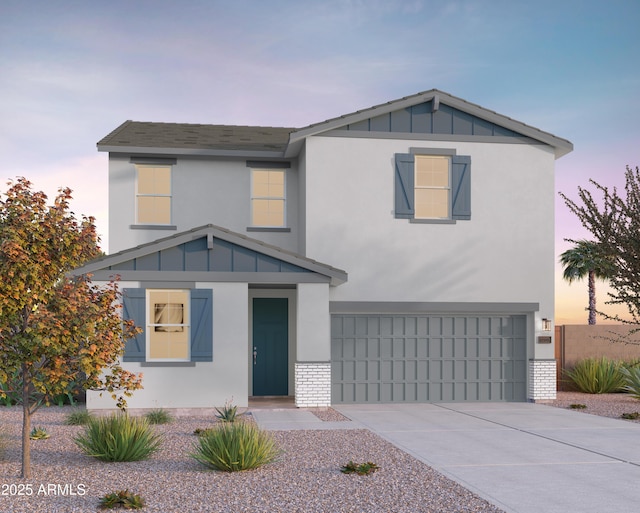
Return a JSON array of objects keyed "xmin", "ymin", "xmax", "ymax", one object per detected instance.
[{"xmin": 542, "ymin": 318, "xmax": 552, "ymax": 331}]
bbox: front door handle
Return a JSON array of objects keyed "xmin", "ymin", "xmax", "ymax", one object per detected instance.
[{"xmin": 253, "ymin": 346, "xmax": 257, "ymax": 365}]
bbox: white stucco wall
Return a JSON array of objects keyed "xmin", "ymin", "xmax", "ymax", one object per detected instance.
[
  {"xmin": 303, "ymin": 135, "xmax": 556, "ymax": 360},
  {"xmin": 86, "ymin": 282, "xmax": 249, "ymax": 410},
  {"xmin": 296, "ymin": 283, "xmax": 330, "ymax": 362},
  {"xmin": 108, "ymin": 155, "xmax": 300, "ymax": 255}
]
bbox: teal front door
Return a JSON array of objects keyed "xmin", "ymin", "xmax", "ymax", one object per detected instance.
[{"xmin": 252, "ymin": 298, "xmax": 288, "ymax": 396}]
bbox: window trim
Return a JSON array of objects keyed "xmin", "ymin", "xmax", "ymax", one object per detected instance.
[
  {"xmin": 394, "ymin": 149, "xmax": 471, "ymax": 223},
  {"xmin": 122, "ymin": 288, "xmax": 213, "ymax": 364},
  {"xmin": 135, "ymin": 164, "xmax": 173, "ymax": 226}
]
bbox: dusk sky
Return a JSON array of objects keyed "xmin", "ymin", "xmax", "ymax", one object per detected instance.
[{"xmin": 1, "ymin": 0, "xmax": 639, "ymax": 325}]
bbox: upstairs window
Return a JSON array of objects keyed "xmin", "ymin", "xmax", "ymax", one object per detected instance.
[
  {"xmin": 251, "ymin": 169, "xmax": 285, "ymax": 227},
  {"xmin": 136, "ymin": 165, "xmax": 172, "ymax": 225},
  {"xmin": 415, "ymin": 155, "xmax": 450, "ymax": 220},
  {"xmin": 395, "ymin": 151, "xmax": 471, "ymax": 222}
]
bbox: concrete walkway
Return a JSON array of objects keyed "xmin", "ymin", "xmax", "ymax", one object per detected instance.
[{"xmin": 333, "ymin": 402, "xmax": 640, "ymax": 513}]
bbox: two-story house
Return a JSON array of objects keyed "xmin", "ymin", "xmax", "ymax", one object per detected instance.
[{"xmin": 75, "ymin": 89, "xmax": 572, "ymax": 410}]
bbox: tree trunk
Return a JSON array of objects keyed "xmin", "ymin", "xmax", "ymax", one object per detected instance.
[
  {"xmin": 21, "ymin": 364, "xmax": 31, "ymax": 478},
  {"xmin": 588, "ymin": 270, "xmax": 597, "ymax": 325}
]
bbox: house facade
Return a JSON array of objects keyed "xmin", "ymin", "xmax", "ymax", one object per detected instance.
[{"xmin": 77, "ymin": 89, "xmax": 572, "ymax": 410}]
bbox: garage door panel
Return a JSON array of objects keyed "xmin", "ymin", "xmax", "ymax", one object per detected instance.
[
  {"xmin": 454, "ymin": 359, "xmax": 466, "ymax": 379},
  {"xmin": 332, "ymin": 314, "xmax": 527, "ymax": 403},
  {"xmin": 392, "ymin": 338, "xmax": 404, "ymax": 357},
  {"xmin": 417, "ymin": 360, "xmax": 429, "ymax": 381},
  {"xmin": 367, "ymin": 339, "xmax": 380, "ymax": 358},
  {"xmin": 405, "ymin": 360, "xmax": 417, "ymax": 381},
  {"xmin": 393, "ymin": 360, "xmax": 404, "ymax": 380},
  {"xmin": 381, "ymin": 360, "xmax": 392, "ymax": 380},
  {"xmin": 368, "ymin": 360, "xmax": 380, "ymax": 381}
]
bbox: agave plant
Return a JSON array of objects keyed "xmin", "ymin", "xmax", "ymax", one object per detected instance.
[
  {"xmin": 99, "ymin": 490, "xmax": 145, "ymax": 510},
  {"xmin": 29, "ymin": 427, "xmax": 50, "ymax": 440},
  {"xmin": 215, "ymin": 399, "xmax": 242, "ymax": 423}
]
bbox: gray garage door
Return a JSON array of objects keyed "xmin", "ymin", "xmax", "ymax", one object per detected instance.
[{"xmin": 331, "ymin": 314, "xmax": 527, "ymax": 403}]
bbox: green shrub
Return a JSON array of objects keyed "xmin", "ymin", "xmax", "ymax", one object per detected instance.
[
  {"xmin": 74, "ymin": 413, "xmax": 162, "ymax": 462},
  {"xmin": 190, "ymin": 421, "xmax": 280, "ymax": 471},
  {"xmin": 620, "ymin": 412, "xmax": 640, "ymax": 420},
  {"xmin": 341, "ymin": 460, "xmax": 380, "ymax": 475},
  {"xmin": 193, "ymin": 427, "xmax": 215, "ymax": 437},
  {"xmin": 621, "ymin": 366, "xmax": 640, "ymax": 399},
  {"xmin": 569, "ymin": 403, "xmax": 587, "ymax": 410},
  {"xmin": 144, "ymin": 408, "xmax": 173, "ymax": 425},
  {"xmin": 64, "ymin": 409, "xmax": 93, "ymax": 426},
  {"xmin": 99, "ymin": 490, "xmax": 145, "ymax": 510},
  {"xmin": 0, "ymin": 429, "xmax": 7, "ymax": 460},
  {"xmin": 564, "ymin": 357, "xmax": 627, "ymax": 394}
]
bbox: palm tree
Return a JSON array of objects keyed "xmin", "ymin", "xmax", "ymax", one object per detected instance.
[{"xmin": 560, "ymin": 240, "xmax": 614, "ymax": 325}]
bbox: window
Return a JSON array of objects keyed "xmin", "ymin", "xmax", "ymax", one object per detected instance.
[
  {"xmin": 148, "ymin": 290, "xmax": 189, "ymax": 361},
  {"xmin": 251, "ymin": 169, "xmax": 285, "ymax": 227},
  {"xmin": 394, "ymin": 152, "xmax": 471, "ymax": 222},
  {"xmin": 136, "ymin": 165, "xmax": 172, "ymax": 225},
  {"xmin": 122, "ymin": 289, "xmax": 213, "ymax": 363},
  {"xmin": 415, "ymin": 155, "xmax": 450, "ymax": 219}
]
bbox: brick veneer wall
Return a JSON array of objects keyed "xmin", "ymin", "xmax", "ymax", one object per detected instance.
[
  {"xmin": 294, "ymin": 362, "xmax": 331, "ymax": 407},
  {"xmin": 529, "ymin": 359, "xmax": 556, "ymax": 401}
]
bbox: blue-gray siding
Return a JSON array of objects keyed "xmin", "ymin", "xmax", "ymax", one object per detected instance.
[
  {"xmin": 109, "ymin": 236, "xmax": 310, "ymax": 273},
  {"xmin": 347, "ymin": 101, "xmax": 521, "ymax": 137}
]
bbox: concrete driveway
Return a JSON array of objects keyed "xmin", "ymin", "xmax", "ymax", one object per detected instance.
[{"xmin": 335, "ymin": 402, "xmax": 640, "ymax": 513}]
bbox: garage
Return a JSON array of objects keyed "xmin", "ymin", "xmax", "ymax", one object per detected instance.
[{"xmin": 331, "ymin": 314, "xmax": 527, "ymax": 403}]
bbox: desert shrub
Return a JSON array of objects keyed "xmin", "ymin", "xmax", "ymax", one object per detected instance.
[
  {"xmin": 341, "ymin": 460, "xmax": 380, "ymax": 475},
  {"xmin": 29, "ymin": 427, "xmax": 50, "ymax": 440},
  {"xmin": 99, "ymin": 490, "xmax": 145, "ymax": 509},
  {"xmin": 564, "ymin": 357, "xmax": 627, "ymax": 394},
  {"xmin": 0, "ymin": 429, "xmax": 7, "ymax": 460},
  {"xmin": 215, "ymin": 399, "xmax": 242, "ymax": 423},
  {"xmin": 144, "ymin": 408, "xmax": 173, "ymax": 425},
  {"xmin": 65, "ymin": 409, "xmax": 93, "ymax": 426},
  {"xmin": 621, "ymin": 366, "xmax": 640, "ymax": 399},
  {"xmin": 190, "ymin": 421, "xmax": 280, "ymax": 471},
  {"xmin": 74, "ymin": 413, "xmax": 162, "ymax": 462}
]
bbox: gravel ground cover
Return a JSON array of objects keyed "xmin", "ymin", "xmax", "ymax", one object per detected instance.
[
  {"xmin": 2, "ymin": 394, "xmax": 639, "ymax": 512},
  {"xmin": 0, "ymin": 406, "xmax": 503, "ymax": 513},
  {"xmin": 550, "ymin": 391, "xmax": 640, "ymax": 422}
]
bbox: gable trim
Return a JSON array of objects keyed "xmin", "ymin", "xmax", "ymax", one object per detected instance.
[
  {"xmin": 87, "ymin": 270, "xmax": 333, "ymax": 284},
  {"xmin": 285, "ymin": 89, "xmax": 572, "ymax": 159},
  {"xmin": 72, "ymin": 224, "xmax": 347, "ymax": 285}
]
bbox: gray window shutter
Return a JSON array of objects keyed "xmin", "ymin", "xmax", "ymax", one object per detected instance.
[
  {"xmin": 190, "ymin": 289, "xmax": 213, "ymax": 362},
  {"xmin": 452, "ymin": 155, "xmax": 471, "ymax": 220},
  {"xmin": 122, "ymin": 288, "xmax": 146, "ymax": 362},
  {"xmin": 395, "ymin": 153, "xmax": 415, "ymax": 218}
]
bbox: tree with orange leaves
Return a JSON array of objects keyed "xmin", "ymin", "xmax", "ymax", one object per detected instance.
[{"xmin": 0, "ymin": 178, "xmax": 143, "ymax": 478}]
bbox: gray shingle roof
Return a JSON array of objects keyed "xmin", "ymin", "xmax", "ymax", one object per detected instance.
[{"xmin": 98, "ymin": 120, "xmax": 295, "ymax": 153}]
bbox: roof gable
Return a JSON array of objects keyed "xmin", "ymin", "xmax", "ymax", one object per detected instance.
[
  {"xmin": 286, "ymin": 89, "xmax": 572, "ymax": 158},
  {"xmin": 73, "ymin": 225, "xmax": 347, "ymax": 286}
]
